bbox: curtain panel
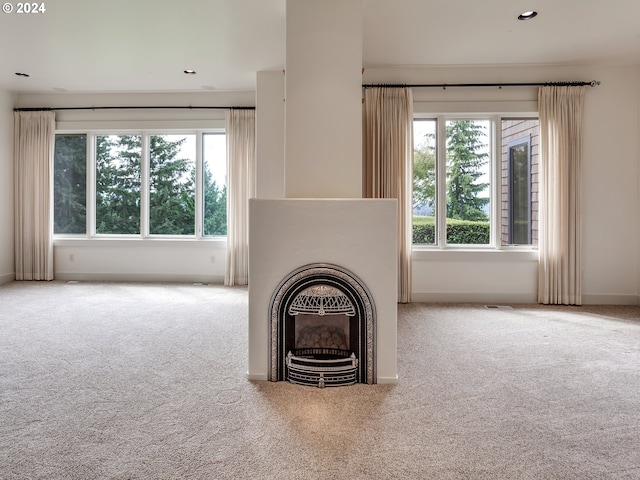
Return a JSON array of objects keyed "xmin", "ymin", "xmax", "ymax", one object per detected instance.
[
  {"xmin": 537, "ymin": 86, "xmax": 585, "ymax": 305},
  {"xmin": 363, "ymin": 87, "xmax": 413, "ymax": 303},
  {"xmin": 225, "ymin": 109, "xmax": 256, "ymax": 286},
  {"xmin": 14, "ymin": 111, "xmax": 56, "ymax": 281}
]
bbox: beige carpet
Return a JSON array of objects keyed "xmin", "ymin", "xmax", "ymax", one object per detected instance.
[{"xmin": 1, "ymin": 281, "xmax": 639, "ymax": 479}]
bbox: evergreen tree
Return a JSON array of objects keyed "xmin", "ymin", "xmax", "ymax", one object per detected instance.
[
  {"xmin": 446, "ymin": 120, "xmax": 489, "ymax": 221},
  {"xmin": 54, "ymin": 135, "xmax": 87, "ymax": 234},
  {"xmin": 96, "ymin": 135, "xmax": 142, "ymax": 234},
  {"xmin": 203, "ymin": 161, "xmax": 227, "ymax": 236},
  {"xmin": 149, "ymin": 135, "xmax": 195, "ymax": 235}
]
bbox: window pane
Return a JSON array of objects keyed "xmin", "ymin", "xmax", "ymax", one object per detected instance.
[
  {"xmin": 413, "ymin": 119, "xmax": 437, "ymax": 245},
  {"xmin": 96, "ymin": 135, "xmax": 141, "ymax": 234},
  {"xmin": 501, "ymin": 119, "xmax": 539, "ymax": 246},
  {"xmin": 54, "ymin": 135, "xmax": 86, "ymax": 234},
  {"xmin": 445, "ymin": 120, "xmax": 490, "ymax": 245},
  {"xmin": 149, "ymin": 134, "xmax": 196, "ymax": 235},
  {"xmin": 510, "ymin": 141, "xmax": 531, "ymax": 243},
  {"xmin": 203, "ymin": 133, "xmax": 227, "ymax": 236}
]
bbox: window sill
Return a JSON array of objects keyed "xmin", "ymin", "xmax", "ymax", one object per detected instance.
[{"xmin": 53, "ymin": 236, "xmax": 227, "ymax": 248}]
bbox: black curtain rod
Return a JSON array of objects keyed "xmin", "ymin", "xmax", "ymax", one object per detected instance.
[
  {"xmin": 13, "ymin": 105, "xmax": 255, "ymax": 112},
  {"xmin": 362, "ymin": 80, "xmax": 601, "ymax": 89},
  {"xmin": 13, "ymin": 80, "xmax": 601, "ymax": 111}
]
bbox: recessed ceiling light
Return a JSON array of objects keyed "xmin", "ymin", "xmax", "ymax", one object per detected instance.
[
  {"xmin": 184, "ymin": 69, "xmax": 197, "ymax": 75},
  {"xmin": 15, "ymin": 72, "xmax": 30, "ymax": 77},
  {"xmin": 518, "ymin": 11, "xmax": 538, "ymax": 20}
]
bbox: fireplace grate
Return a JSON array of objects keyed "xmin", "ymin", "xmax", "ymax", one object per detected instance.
[{"xmin": 286, "ymin": 350, "xmax": 358, "ymax": 388}]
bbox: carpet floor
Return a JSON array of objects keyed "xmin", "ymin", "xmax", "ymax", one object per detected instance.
[{"xmin": 1, "ymin": 281, "xmax": 639, "ymax": 479}]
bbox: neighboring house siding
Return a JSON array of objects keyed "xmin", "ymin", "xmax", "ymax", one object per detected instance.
[{"xmin": 501, "ymin": 120, "xmax": 539, "ymax": 245}]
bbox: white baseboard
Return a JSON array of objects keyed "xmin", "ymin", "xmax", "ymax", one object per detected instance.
[
  {"xmin": 376, "ymin": 375, "xmax": 398, "ymax": 385},
  {"xmin": 581, "ymin": 294, "xmax": 640, "ymax": 306},
  {"xmin": 411, "ymin": 291, "xmax": 537, "ymax": 304},
  {"xmin": 54, "ymin": 272, "xmax": 225, "ymax": 284},
  {"xmin": 0, "ymin": 272, "xmax": 15, "ymax": 285},
  {"xmin": 411, "ymin": 292, "xmax": 640, "ymax": 306}
]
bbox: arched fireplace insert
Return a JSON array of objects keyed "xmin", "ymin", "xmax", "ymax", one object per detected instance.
[{"xmin": 268, "ymin": 263, "xmax": 376, "ymax": 386}]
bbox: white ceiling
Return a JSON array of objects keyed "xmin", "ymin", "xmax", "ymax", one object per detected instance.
[{"xmin": 2, "ymin": 0, "xmax": 639, "ymax": 94}]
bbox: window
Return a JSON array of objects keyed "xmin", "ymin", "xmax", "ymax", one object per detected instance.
[
  {"xmin": 149, "ymin": 134, "xmax": 196, "ymax": 235},
  {"xmin": 412, "ymin": 119, "xmax": 437, "ymax": 245},
  {"xmin": 203, "ymin": 133, "xmax": 227, "ymax": 236},
  {"xmin": 412, "ymin": 116, "xmax": 538, "ymax": 248},
  {"xmin": 445, "ymin": 119, "xmax": 491, "ymax": 245},
  {"xmin": 54, "ymin": 135, "xmax": 87, "ymax": 234},
  {"xmin": 96, "ymin": 134, "xmax": 142, "ymax": 235},
  {"xmin": 506, "ymin": 137, "xmax": 531, "ymax": 244},
  {"xmin": 54, "ymin": 131, "xmax": 226, "ymax": 238},
  {"xmin": 501, "ymin": 119, "xmax": 539, "ymax": 246}
]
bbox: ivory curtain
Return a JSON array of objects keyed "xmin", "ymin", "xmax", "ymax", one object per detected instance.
[
  {"xmin": 363, "ymin": 87, "xmax": 413, "ymax": 303},
  {"xmin": 537, "ymin": 86, "xmax": 585, "ymax": 305},
  {"xmin": 14, "ymin": 111, "xmax": 56, "ymax": 281},
  {"xmin": 224, "ymin": 109, "xmax": 256, "ymax": 286}
]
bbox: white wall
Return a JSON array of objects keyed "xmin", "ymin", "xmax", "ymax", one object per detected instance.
[
  {"xmin": 0, "ymin": 91, "xmax": 15, "ymax": 284},
  {"xmin": 284, "ymin": 0, "xmax": 362, "ymax": 198},
  {"xmin": 54, "ymin": 239, "xmax": 226, "ymax": 283},
  {"xmin": 256, "ymin": 71, "xmax": 285, "ymax": 199},
  {"xmin": 14, "ymin": 91, "xmax": 254, "ymax": 283},
  {"xmin": 362, "ymin": 65, "xmax": 640, "ymax": 305},
  {"xmin": 580, "ymin": 67, "xmax": 639, "ymax": 305}
]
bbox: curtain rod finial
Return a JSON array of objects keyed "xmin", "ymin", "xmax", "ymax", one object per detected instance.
[{"xmin": 590, "ymin": 80, "xmax": 601, "ymax": 87}]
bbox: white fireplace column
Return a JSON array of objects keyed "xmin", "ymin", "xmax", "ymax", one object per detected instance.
[
  {"xmin": 284, "ymin": 0, "xmax": 363, "ymax": 198},
  {"xmin": 248, "ymin": 1, "xmax": 398, "ymax": 384}
]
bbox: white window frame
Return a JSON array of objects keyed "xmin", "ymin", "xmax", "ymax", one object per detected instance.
[
  {"xmin": 413, "ymin": 104, "xmax": 538, "ymax": 253},
  {"xmin": 53, "ymin": 128, "xmax": 227, "ymax": 242}
]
